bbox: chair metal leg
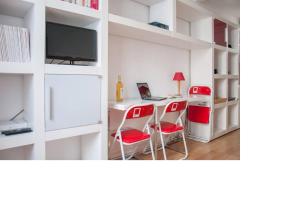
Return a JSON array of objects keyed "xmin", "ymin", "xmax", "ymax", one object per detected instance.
[
  {"xmin": 149, "ymin": 138, "xmax": 155, "ymax": 160},
  {"xmin": 159, "ymin": 132, "xmax": 167, "ymax": 160},
  {"xmin": 181, "ymin": 131, "xmax": 189, "ymax": 160},
  {"xmin": 108, "ymin": 137, "xmax": 117, "ymax": 160},
  {"xmin": 119, "ymin": 141, "xmax": 126, "ymax": 160}
]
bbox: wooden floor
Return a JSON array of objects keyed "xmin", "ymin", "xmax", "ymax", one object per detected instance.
[{"xmin": 136, "ymin": 129, "xmax": 240, "ymax": 160}]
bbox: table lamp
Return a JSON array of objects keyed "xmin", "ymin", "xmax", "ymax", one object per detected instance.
[{"xmin": 173, "ymin": 72, "xmax": 185, "ymax": 96}]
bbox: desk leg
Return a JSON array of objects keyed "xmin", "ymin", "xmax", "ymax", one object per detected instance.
[{"xmin": 154, "ymin": 107, "xmax": 158, "ymax": 160}]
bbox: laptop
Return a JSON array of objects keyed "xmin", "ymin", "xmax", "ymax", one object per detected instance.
[{"xmin": 137, "ymin": 83, "xmax": 167, "ymax": 101}]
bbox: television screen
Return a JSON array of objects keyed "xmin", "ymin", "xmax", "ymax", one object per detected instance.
[{"xmin": 46, "ymin": 22, "xmax": 97, "ymax": 62}]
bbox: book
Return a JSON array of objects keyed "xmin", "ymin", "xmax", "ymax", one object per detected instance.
[{"xmin": 91, "ymin": 0, "xmax": 98, "ymax": 10}]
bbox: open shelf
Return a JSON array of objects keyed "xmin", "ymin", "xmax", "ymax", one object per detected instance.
[
  {"xmin": 45, "ymin": 124, "xmax": 102, "ymax": 142},
  {"xmin": 109, "ymin": 14, "xmax": 211, "ymax": 50},
  {"xmin": 0, "ymin": 0, "xmax": 37, "ymax": 64},
  {"xmin": 0, "ymin": 0, "xmax": 35, "ymax": 19},
  {"xmin": 213, "ymin": 107, "xmax": 227, "ymax": 136},
  {"xmin": 228, "ymin": 52, "xmax": 239, "ymax": 75},
  {"xmin": 0, "ymin": 132, "xmax": 35, "ymax": 150},
  {"xmin": 228, "ymin": 79, "xmax": 239, "ymax": 100},
  {"xmin": 0, "ymin": 74, "xmax": 34, "ymax": 133},
  {"xmin": 0, "ymin": 62, "xmax": 34, "ymax": 74},
  {"xmin": 228, "ymin": 104, "xmax": 239, "ymax": 130},
  {"xmin": 109, "ymin": 0, "xmax": 173, "ymax": 30},
  {"xmin": 228, "ymin": 24, "xmax": 239, "ymax": 50},
  {"xmin": 214, "ymin": 78, "xmax": 227, "ymax": 99},
  {"xmin": 46, "ymin": 132, "xmax": 102, "ymax": 160},
  {"xmin": 46, "ymin": 0, "xmax": 101, "ymax": 27},
  {"xmin": 0, "ymin": 143, "xmax": 34, "ymax": 160},
  {"xmin": 45, "ymin": 64, "xmax": 103, "ymax": 76},
  {"xmin": 176, "ymin": 0, "xmax": 213, "ymax": 43},
  {"xmin": 214, "ymin": 48, "xmax": 227, "ymax": 75}
]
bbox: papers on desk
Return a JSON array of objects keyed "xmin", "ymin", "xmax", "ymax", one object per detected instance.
[{"xmin": 0, "ymin": 24, "xmax": 30, "ymax": 63}]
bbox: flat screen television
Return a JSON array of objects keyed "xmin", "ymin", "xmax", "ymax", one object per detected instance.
[{"xmin": 46, "ymin": 22, "xmax": 97, "ymax": 62}]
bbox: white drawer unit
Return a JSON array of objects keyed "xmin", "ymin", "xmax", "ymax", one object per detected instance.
[{"xmin": 45, "ymin": 75, "xmax": 101, "ymax": 131}]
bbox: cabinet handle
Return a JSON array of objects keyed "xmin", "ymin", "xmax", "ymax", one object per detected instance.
[{"xmin": 49, "ymin": 87, "xmax": 54, "ymax": 121}]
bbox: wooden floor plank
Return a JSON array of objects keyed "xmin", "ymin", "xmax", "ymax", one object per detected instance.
[{"xmin": 135, "ymin": 130, "xmax": 240, "ymax": 160}]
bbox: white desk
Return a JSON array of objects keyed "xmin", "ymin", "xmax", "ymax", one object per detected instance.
[
  {"xmin": 108, "ymin": 97, "xmax": 209, "ymax": 159},
  {"xmin": 109, "ymin": 97, "xmax": 206, "ymax": 111}
]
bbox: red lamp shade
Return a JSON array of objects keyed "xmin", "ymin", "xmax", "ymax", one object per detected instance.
[{"xmin": 173, "ymin": 72, "xmax": 185, "ymax": 81}]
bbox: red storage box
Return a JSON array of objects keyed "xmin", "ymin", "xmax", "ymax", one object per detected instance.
[{"xmin": 188, "ymin": 105, "xmax": 210, "ymax": 124}]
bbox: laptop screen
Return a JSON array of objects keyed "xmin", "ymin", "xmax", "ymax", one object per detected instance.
[{"xmin": 137, "ymin": 83, "xmax": 152, "ymax": 99}]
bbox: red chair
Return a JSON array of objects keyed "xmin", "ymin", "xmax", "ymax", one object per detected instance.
[
  {"xmin": 153, "ymin": 100, "xmax": 188, "ymax": 160},
  {"xmin": 110, "ymin": 104, "xmax": 155, "ymax": 160},
  {"xmin": 186, "ymin": 86, "xmax": 212, "ymax": 142},
  {"xmin": 187, "ymin": 87, "xmax": 211, "ymax": 124}
]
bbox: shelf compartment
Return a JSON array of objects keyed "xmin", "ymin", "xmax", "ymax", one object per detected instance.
[
  {"xmin": 0, "ymin": 132, "xmax": 35, "ymax": 150},
  {"xmin": 214, "ymin": 19, "xmax": 226, "ymax": 47},
  {"xmin": 176, "ymin": 0, "xmax": 213, "ymax": 43},
  {"xmin": 45, "ymin": 124, "xmax": 102, "ymax": 142},
  {"xmin": 0, "ymin": 62, "xmax": 34, "ymax": 74},
  {"xmin": 46, "ymin": 132, "xmax": 102, "ymax": 160},
  {"xmin": 228, "ymin": 52, "xmax": 239, "ymax": 75},
  {"xmin": 0, "ymin": 144, "xmax": 34, "ymax": 160},
  {"xmin": 213, "ymin": 107, "xmax": 227, "ymax": 136},
  {"xmin": 0, "ymin": 0, "xmax": 35, "ymax": 19},
  {"xmin": 109, "ymin": 14, "xmax": 211, "ymax": 50},
  {"xmin": 109, "ymin": 0, "xmax": 173, "ymax": 31},
  {"xmin": 228, "ymin": 104, "xmax": 239, "ymax": 129},
  {"xmin": 46, "ymin": 0, "xmax": 101, "ymax": 27},
  {"xmin": 214, "ymin": 78, "xmax": 227, "ymax": 99},
  {"xmin": 214, "ymin": 48, "xmax": 227, "ymax": 75},
  {"xmin": 228, "ymin": 79, "xmax": 239, "ymax": 99},
  {"xmin": 228, "ymin": 24, "xmax": 239, "ymax": 50},
  {"xmin": 0, "ymin": 0, "xmax": 38, "ymax": 65},
  {"xmin": 45, "ymin": 64, "xmax": 103, "ymax": 76},
  {"xmin": 0, "ymin": 74, "xmax": 34, "ymax": 132}
]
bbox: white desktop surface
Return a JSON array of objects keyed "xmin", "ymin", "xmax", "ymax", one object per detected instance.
[{"xmin": 109, "ymin": 96, "xmax": 207, "ymax": 111}]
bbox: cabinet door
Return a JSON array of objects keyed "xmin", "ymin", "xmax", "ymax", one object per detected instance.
[
  {"xmin": 214, "ymin": 19, "xmax": 227, "ymax": 47},
  {"xmin": 45, "ymin": 75, "xmax": 101, "ymax": 131}
]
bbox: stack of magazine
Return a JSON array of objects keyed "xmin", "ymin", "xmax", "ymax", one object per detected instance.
[{"xmin": 0, "ymin": 24, "xmax": 30, "ymax": 63}]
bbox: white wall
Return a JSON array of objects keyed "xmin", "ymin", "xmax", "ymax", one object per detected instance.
[{"xmin": 108, "ymin": 35, "xmax": 190, "ymax": 101}]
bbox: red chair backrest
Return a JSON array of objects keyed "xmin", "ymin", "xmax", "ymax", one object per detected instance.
[
  {"xmin": 126, "ymin": 104, "xmax": 154, "ymax": 119},
  {"xmin": 165, "ymin": 101, "xmax": 187, "ymax": 113},
  {"xmin": 189, "ymin": 86, "xmax": 211, "ymax": 96}
]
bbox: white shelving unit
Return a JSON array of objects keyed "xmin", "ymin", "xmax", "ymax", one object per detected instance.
[
  {"xmin": 1, "ymin": 0, "xmax": 238, "ymax": 159},
  {"xmin": 0, "ymin": 0, "xmax": 108, "ymax": 160}
]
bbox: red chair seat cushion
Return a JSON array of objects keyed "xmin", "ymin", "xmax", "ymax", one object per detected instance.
[
  {"xmin": 111, "ymin": 129, "xmax": 150, "ymax": 144},
  {"xmin": 151, "ymin": 121, "xmax": 184, "ymax": 133}
]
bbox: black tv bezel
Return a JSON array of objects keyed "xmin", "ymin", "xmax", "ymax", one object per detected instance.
[{"xmin": 46, "ymin": 22, "xmax": 98, "ymax": 62}]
